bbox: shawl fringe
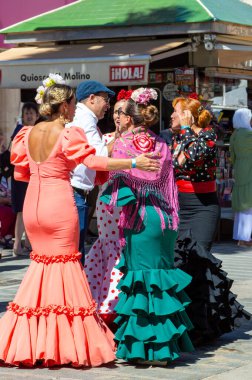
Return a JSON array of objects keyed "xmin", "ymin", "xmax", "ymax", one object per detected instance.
[{"xmin": 108, "ymin": 160, "xmax": 179, "ymax": 237}]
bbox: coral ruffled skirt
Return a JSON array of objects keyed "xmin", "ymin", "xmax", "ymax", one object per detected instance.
[{"xmin": 0, "ymin": 252, "xmax": 115, "ymax": 367}]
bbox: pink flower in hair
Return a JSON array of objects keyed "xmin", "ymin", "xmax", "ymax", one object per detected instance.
[{"xmin": 131, "ymin": 87, "xmax": 158, "ymax": 105}]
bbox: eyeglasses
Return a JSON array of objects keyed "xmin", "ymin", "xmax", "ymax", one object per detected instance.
[
  {"xmin": 95, "ymin": 93, "xmax": 110, "ymax": 104},
  {"xmin": 117, "ymin": 107, "xmax": 129, "ymax": 116}
]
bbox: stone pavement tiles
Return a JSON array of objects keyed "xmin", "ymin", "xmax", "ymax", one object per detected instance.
[{"xmin": 0, "ymin": 242, "xmax": 251, "ymax": 379}]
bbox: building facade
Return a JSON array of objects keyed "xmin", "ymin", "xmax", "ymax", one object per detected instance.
[{"xmin": 0, "ymin": 0, "xmax": 76, "ymax": 140}]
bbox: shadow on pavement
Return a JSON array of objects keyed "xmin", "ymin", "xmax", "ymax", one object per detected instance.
[
  {"xmin": 0, "ymin": 265, "xmax": 27, "ymax": 272},
  {"xmin": 212, "ymin": 242, "xmax": 252, "ymax": 255},
  {"xmin": 122, "ymin": 319, "xmax": 252, "ymax": 369}
]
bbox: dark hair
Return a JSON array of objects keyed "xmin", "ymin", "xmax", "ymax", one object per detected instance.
[
  {"xmin": 124, "ymin": 99, "xmax": 159, "ymax": 128},
  {"xmin": 39, "ymin": 84, "xmax": 75, "ymax": 117},
  {"xmin": 22, "ymin": 102, "xmax": 39, "ymax": 117}
]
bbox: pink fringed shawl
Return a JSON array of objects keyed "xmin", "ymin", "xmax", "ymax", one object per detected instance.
[{"xmin": 108, "ymin": 127, "xmax": 179, "ymax": 241}]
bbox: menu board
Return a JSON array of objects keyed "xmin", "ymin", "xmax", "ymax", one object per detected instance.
[{"xmin": 174, "ymin": 68, "xmax": 195, "ymax": 93}]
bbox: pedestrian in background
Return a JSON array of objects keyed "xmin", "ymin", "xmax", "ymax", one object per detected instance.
[
  {"xmin": 230, "ymin": 108, "xmax": 252, "ymax": 247},
  {"xmin": 11, "ymin": 102, "xmax": 39, "ymax": 256},
  {"xmin": 0, "ymin": 180, "xmax": 16, "ymax": 252}
]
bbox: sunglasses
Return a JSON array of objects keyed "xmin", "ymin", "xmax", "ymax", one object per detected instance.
[{"xmin": 117, "ymin": 107, "xmax": 129, "ymax": 116}]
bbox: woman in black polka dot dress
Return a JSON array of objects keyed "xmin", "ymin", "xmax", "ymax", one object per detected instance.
[{"xmin": 171, "ymin": 97, "xmax": 250, "ymax": 345}]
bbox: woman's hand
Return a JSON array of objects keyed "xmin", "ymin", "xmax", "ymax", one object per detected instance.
[
  {"xmin": 0, "ymin": 196, "xmax": 11, "ymax": 205},
  {"xmin": 177, "ymin": 151, "xmax": 186, "ymax": 166},
  {"xmin": 179, "ymin": 110, "xmax": 194, "ymax": 128},
  {"xmin": 135, "ymin": 153, "xmax": 160, "ymax": 171},
  {"xmin": 106, "ymin": 154, "xmax": 160, "ymax": 171},
  {"xmin": 106, "ymin": 140, "xmax": 115, "ymax": 156},
  {"xmin": 114, "ymin": 129, "xmax": 121, "ymax": 140}
]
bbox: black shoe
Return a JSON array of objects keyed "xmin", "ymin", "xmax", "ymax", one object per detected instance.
[
  {"xmin": 3, "ymin": 237, "xmax": 14, "ymax": 249},
  {"xmin": 87, "ymin": 229, "xmax": 98, "ymax": 238}
]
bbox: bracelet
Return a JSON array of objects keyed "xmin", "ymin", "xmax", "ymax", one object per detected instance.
[
  {"xmin": 131, "ymin": 158, "xmax": 137, "ymax": 168},
  {"xmin": 181, "ymin": 125, "xmax": 190, "ymax": 130}
]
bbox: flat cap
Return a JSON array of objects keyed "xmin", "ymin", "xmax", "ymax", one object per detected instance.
[{"xmin": 76, "ymin": 80, "xmax": 115, "ymax": 102}]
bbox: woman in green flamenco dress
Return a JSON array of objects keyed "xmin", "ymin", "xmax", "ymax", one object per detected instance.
[{"xmin": 100, "ymin": 88, "xmax": 194, "ymax": 365}]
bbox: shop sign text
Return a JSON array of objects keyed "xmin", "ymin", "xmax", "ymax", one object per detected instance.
[
  {"xmin": 110, "ymin": 65, "xmax": 145, "ymax": 81},
  {"xmin": 20, "ymin": 72, "xmax": 90, "ymax": 83}
]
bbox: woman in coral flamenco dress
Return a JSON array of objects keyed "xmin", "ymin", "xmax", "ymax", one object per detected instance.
[{"xmin": 0, "ymin": 78, "xmax": 159, "ymax": 368}]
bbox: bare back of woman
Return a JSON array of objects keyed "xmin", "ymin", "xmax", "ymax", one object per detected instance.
[{"xmin": 28, "ymin": 121, "xmax": 64, "ymax": 163}]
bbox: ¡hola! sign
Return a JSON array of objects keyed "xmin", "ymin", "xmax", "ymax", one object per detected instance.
[{"xmin": 110, "ymin": 65, "xmax": 145, "ymax": 82}]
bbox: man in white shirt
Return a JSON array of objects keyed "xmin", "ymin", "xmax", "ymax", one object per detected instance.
[{"xmin": 67, "ymin": 80, "xmax": 115, "ymax": 264}]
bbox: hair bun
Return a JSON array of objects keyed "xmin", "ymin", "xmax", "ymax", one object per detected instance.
[
  {"xmin": 39, "ymin": 102, "xmax": 52, "ymax": 117},
  {"xmin": 142, "ymin": 104, "xmax": 159, "ymax": 127},
  {"xmin": 39, "ymin": 84, "xmax": 74, "ymax": 118}
]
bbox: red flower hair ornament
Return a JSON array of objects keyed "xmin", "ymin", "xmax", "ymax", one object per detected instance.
[
  {"xmin": 117, "ymin": 89, "xmax": 133, "ymax": 101},
  {"xmin": 188, "ymin": 92, "xmax": 199, "ymax": 100}
]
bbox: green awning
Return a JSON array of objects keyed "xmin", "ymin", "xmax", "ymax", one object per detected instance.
[{"xmin": 1, "ymin": 0, "xmax": 252, "ymax": 35}]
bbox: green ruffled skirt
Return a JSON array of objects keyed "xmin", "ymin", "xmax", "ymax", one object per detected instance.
[{"xmin": 101, "ymin": 185, "xmax": 194, "ymax": 362}]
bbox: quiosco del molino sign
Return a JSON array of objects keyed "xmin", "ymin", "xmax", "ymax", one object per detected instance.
[{"xmin": 0, "ymin": 59, "xmax": 149, "ymax": 88}]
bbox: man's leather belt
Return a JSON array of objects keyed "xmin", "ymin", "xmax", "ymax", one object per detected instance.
[{"xmin": 72, "ymin": 187, "xmax": 89, "ymax": 197}]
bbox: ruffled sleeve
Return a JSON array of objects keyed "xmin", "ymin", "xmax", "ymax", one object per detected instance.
[
  {"xmin": 11, "ymin": 126, "xmax": 31, "ymax": 182},
  {"xmin": 179, "ymin": 127, "xmax": 217, "ymax": 163},
  {"xmin": 62, "ymin": 127, "xmax": 108, "ymax": 170}
]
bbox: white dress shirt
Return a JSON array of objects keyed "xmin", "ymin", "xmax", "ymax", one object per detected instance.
[{"xmin": 66, "ymin": 102, "xmax": 108, "ymax": 191}]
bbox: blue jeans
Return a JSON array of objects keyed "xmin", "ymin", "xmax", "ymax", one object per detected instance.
[{"xmin": 73, "ymin": 190, "xmax": 89, "ymax": 265}]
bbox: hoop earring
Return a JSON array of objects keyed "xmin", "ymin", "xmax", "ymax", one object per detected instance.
[{"xmin": 59, "ymin": 113, "xmax": 70, "ymax": 125}]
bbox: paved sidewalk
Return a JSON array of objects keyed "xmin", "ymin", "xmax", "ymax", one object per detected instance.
[{"xmin": 0, "ymin": 242, "xmax": 251, "ymax": 380}]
